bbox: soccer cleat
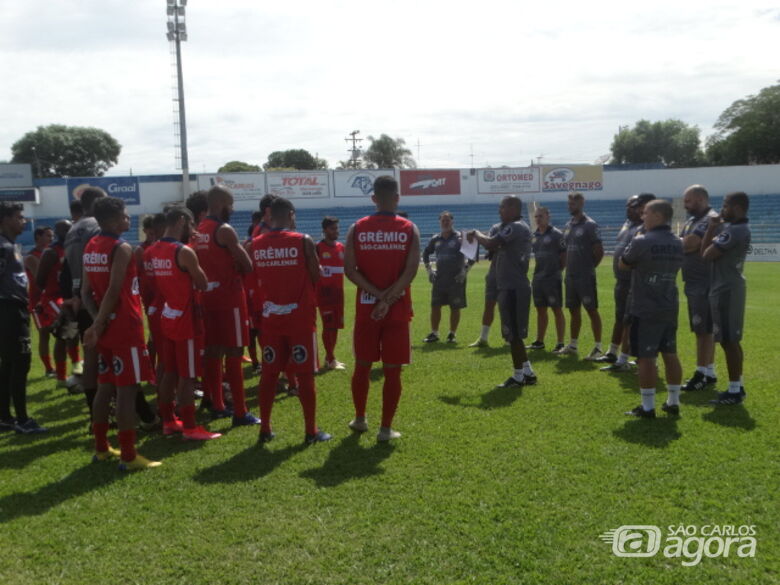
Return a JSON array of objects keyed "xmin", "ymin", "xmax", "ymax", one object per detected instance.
[
  {"xmin": 624, "ymin": 405, "xmax": 656, "ymax": 418},
  {"xmin": 92, "ymin": 446, "xmax": 121, "ymax": 462},
  {"xmin": 0, "ymin": 418, "xmax": 16, "ymax": 432},
  {"xmin": 525, "ymin": 341, "xmax": 545, "ymax": 350},
  {"xmin": 682, "ymin": 371, "xmax": 708, "ymax": 391},
  {"xmin": 327, "ymin": 360, "xmax": 346, "ymax": 371},
  {"xmin": 14, "ymin": 418, "xmax": 48, "ymax": 434},
  {"xmin": 552, "ymin": 343, "xmax": 565, "ymax": 353},
  {"xmin": 118, "ymin": 454, "xmax": 162, "ymax": 472},
  {"xmin": 555, "ymin": 344, "xmax": 578, "ymax": 355},
  {"xmin": 348, "ymin": 418, "xmax": 368, "ymax": 433},
  {"xmin": 522, "ymin": 373, "xmax": 538, "ymax": 386},
  {"xmin": 209, "ymin": 408, "xmax": 233, "ymax": 420},
  {"xmin": 594, "ymin": 352, "xmax": 617, "ymax": 363},
  {"xmin": 709, "ymin": 388, "xmax": 746, "ymax": 405},
  {"xmin": 661, "ymin": 402, "xmax": 680, "ymax": 416},
  {"xmin": 232, "ymin": 412, "xmax": 262, "ymax": 427},
  {"xmin": 305, "ymin": 430, "xmax": 332, "ymax": 445},
  {"xmin": 258, "ymin": 431, "xmax": 276, "ymax": 444},
  {"xmin": 182, "ymin": 425, "xmax": 222, "ymax": 440},
  {"xmin": 600, "ymin": 362, "xmax": 632, "ymax": 372},
  {"xmin": 45, "ymin": 369, "xmax": 56, "ymax": 378},
  {"xmin": 163, "ymin": 419, "xmax": 184, "ymax": 435},
  {"xmin": 445, "ymin": 332, "xmax": 457, "ymax": 343},
  {"xmin": 468, "ymin": 338, "xmax": 489, "ymax": 348},
  {"xmin": 498, "ymin": 376, "xmax": 524, "ymax": 389},
  {"xmin": 377, "ymin": 427, "xmax": 402, "ymax": 442},
  {"xmin": 584, "ymin": 347, "xmax": 604, "ymax": 361},
  {"xmin": 423, "ymin": 332, "xmax": 440, "ymax": 343},
  {"xmin": 72, "ymin": 361, "xmax": 84, "ymax": 375},
  {"xmin": 705, "ymin": 376, "xmax": 718, "ymax": 387}
]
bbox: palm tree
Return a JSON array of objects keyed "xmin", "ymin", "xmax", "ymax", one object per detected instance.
[{"xmin": 363, "ymin": 134, "xmax": 416, "ymax": 169}]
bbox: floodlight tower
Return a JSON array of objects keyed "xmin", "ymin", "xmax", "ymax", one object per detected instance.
[{"xmin": 166, "ymin": 0, "xmax": 189, "ymax": 199}]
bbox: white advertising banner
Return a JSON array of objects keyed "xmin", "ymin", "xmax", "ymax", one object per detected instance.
[
  {"xmin": 333, "ymin": 169, "xmax": 395, "ymax": 197},
  {"xmin": 477, "ymin": 167, "xmax": 540, "ymax": 194},
  {"xmin": 197, "ymin": 173, "xmax": 265, "ymax": 200},
  {"xmin": 0, "ymin": 163, "xmax": 33, "ymax": 189},
  {"xmin": 747, "ymin": 243, "xmax": 780, "ymax": 262},
  {"xmin": 266, "ymin": 171, "xmax": 330, "ymax": 199}
]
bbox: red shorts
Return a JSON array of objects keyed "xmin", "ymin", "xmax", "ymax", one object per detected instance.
[
  {"xmin": 204, "ymin": 305, "xmax": 249, "ymax": 348},
  {"xmin": 318, "ymin": 305, "xmax": 344, "ymax": 330},
  {"xmin": 35, "ymin": 297, "xmax": 63, "ymax": 329},
  {"xmin": 353, "ymin": 318, "xmax": 411, "ymax": 365},
  {"xmin": 260, "ymin": 329, "xmax": 319, "ymax": 375},
  {"xmin": 97, "ymin": 344, "xmax": 154, "ymax": 387},
  {"xmin": 146, "ymin": 305, "xmax": 163, "ymax": 345},
  {"xmin": 161, "ymin": 336, "xmax": 204, "ymax": 379}
]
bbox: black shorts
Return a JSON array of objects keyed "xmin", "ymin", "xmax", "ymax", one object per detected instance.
[
  {"xmin": 431, "ymin": 278, "xmax": 467, "ymax": 309},
  {"xmin": 630, "ymin": 318, "xmax": 677, "ymax": 358},
  {"xmin": 565, "ymin": 275, "xmax": 598, "ymax": 310},
  {"xmin": 485, "ymin": 269, "xmax": 498, "ymax": 303},
  {"xmin": 710, "ymin": 288, "xmax": 745, "ymax": 343},
  {"xmin": 686, "ymin": 292, "xmax": 713, "ymax": 335},
  {"xmin": 614, "ymin": 279, "xmax": 631, "ymax": 322},
  {"xmin": 498, "ymin": 287, "xmax": 530, "ymax": 343},
  {"xmin": 532, "ymin": 279, "xmax": 562, "ymax": 308}
]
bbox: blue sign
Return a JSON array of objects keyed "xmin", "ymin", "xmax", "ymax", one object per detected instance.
[
  {"xmin": 0, "ymin": 188, "xmax": 38, "ymax": 203},
  {"xmin": 67, "ymin": 176, "xmax": 140, "ymax": 205}
]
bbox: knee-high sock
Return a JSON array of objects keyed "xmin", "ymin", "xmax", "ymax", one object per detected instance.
[
  {"xmin": 351, "ymin": 363, "xmax": 371, "ymax": 418},
  {"xmin": 322, "ymin": 329, "xmax": 338, "ymax": 362},
  {"xmin": 225, "ymin": 356, "xmax": 247, "ymax": 417},
  {"xmin": 159, "ymin": 401, "xmax": 176, "ymax": 423},
  {"xmin": 179, "ymin": 404, "xmax": 197, "ymax": 430},
  {"xmin": 381, "ymin": 367, "xmax": 402, "ymax": 429},
  {"xmin": 118, "ymin": 429, "xmax": 137, "ymax": 462},
  {"xmin": 41, "ymin": 354, "xmax": 53, "ymax": 372},
  {"xmin": 67, "ymin": 345, "xmax": 80, "ymax": 364},
  {"xmin": 204, "ymin": 356, "xmax": 224, "ymax": 409},
  {"xmin": 297, "ymin": 373, "xmax": 317, "ymax": 435},
  {"xmin": 259, "ymin": 372, "xmax": 279, "ymax": 434}
]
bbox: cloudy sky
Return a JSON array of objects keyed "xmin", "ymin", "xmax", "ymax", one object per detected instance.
[{"xmin": 1, "ymin": 0, "xmax": 778, "ymax": 175}]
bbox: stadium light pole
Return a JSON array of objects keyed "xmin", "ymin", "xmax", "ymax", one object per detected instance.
[{"xmin": 167, "ymin": 0, "xmax": 189, "ymax": 200}]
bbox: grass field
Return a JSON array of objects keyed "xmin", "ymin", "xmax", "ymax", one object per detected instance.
[{"xmin": 1, "ymin": 262, "xmax": 778, "ymax": 585}]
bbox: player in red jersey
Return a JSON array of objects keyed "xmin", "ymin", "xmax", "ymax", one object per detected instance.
[
  {"xmin": 82, "ymin": 197, "xmax": 160, "ymax": 471},
  {"xmin": 136, "ymin": 213, "xmax": 166, "ymax": 370},
  {"xmin": 252, "ymin": 197, "xmax": 331, "ymax": 444},
  {"xmin": 151, "ymin": 206, "xmax": 229, "ymax": 439},
  {"xmin": 192, "ymin": 186, "xmax": 255, "ymax": 421},
  {"xmin": 344, "ymin": 175, "xmax": 420, "ymax": 442},
  {"xmin": 25, "ymin": 226, "xmax": 54, "ymax": 375},
  {"xmin": 316, "ymin": 216, "xmax": 346, "ymax": 371}
]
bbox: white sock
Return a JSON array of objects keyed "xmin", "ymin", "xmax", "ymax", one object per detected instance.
[
  {"xmin": 594, "ymin": 341, "xmax": 602, "ymax": 351},
  {"xmin": 728, "ymin": 380, "xmax": 741, "ymax": 393},
  {"xmin": 480, "ymin": 325, "xmax": 490, "ymax": 340},
  {"xmin": 431, "ymin": 330, "xmax": 439, "ymax": 336},
  {"xmin": 640, "ymin": 388, "xmax": 656, "ymax": 411},
  {"xmin": 706, "ymin": 364, "xmax": 716, "ymax": 378},
  {"xmin": 569, "ymin": 338, "xmax": 578, "ymax": 349},
  {"xmin": 608, "ymin": 343, "xmax": 619, "ymax": 356},
  {"xmin": 696, "ymin": 365, "xmax": 707, "ymax": 375},
  {"xmin": 522, "ymin": 361, "xmax": 534, "ymax": 376},
  {"xmin": 667, "ymin": 384, "xmax": 681, "ymax": 406},
  {"xmin": 513, "ymin": 368, "xmax": 525, "ymax": 381},
  {"xmin": 448, "ymin": 331, "xmax": 456, "ymax": 337},
  {"xmin": 616, "ymin": 352, "xmax": 629, "ymax": 365}
]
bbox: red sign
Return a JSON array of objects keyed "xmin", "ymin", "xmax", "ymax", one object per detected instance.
[{"xmin": 400, "ymin": 170, "xmax": 461, "ymax": 196}]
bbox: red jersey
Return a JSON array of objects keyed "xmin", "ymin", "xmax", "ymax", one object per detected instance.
[
  {"xmin": 83, "ymin": 232, "xmax": 145, "ymax": 348},
  {"xmin": 26, "ymin": 248, "xmax": 44, "ymax": 311},
  {"xmin": 142, "ymin": 242, "xmax": 164, "ymax": 317},
  {"xmin": 40, "ymin": 242, "xmax": 65, "ymax": 302},
  {"xmin": 192, "ymin": 216, "xmax": 245, "ymax": 310},
  {"xmin": 315, "ymin": 240, "xmax": 344, "ymax": 305},
  {"xmin": 251, "ymin": 230, "xmax": 315, "ymax": 333},
  {"xmin": 137, "ymin": 240, "xmax": 156, "ymax": 308},
  {"xmin": 149, "ymin": 238, "xmax": 203, "ymax": 340},
  {"xmin": 353, "ymin": 213, "xmax": 414, "ymax": 322}
]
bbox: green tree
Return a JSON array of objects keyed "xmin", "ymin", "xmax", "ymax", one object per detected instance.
[
  {"xmin": 610, "ymin": 119, "xmax": 703, "ymax": 167},
  {"xmin": 706, "ymin": 82, "xmax": 780, "ymax": 165},
  {"xmin": 218, "ymin": 160, "xmax": 261, "ymax": 173},
  {"xmin": 10, "ymin": 124, "xmax": 121, "ymax": 178},
  {"xmin": 263, "ymin": 149, "xmax": 327, "ymax": 171},
  {"xmin": 363, "ymin": 134, "xmax": 416, "ymax": 169}
]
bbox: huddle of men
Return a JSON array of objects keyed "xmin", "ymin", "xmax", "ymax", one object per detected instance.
[{"xmin": 0, "ymin": 178, "xmax": 752, "ymax": 466}]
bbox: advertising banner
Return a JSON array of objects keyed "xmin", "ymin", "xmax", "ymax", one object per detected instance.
[
  {"xmin": 400, "ymin": 169, "xmax": 461, "ymax": 196},
  {"xmin": 266, "ymin": 171, "xmax": 329, "ymax": 199},
  {"xmin": 67, "ymin": 176, "xmax": 140, "ymax": 205},
  {"xmin": 477, "ymin": 167, "xmax": 539, "ymax": 194},
  {"xmin": 197, "ymin": 173, "xmax": 265, "ymax": 200},
  {"xmin": 0, "ymin": 164, "xmax": 33, "ymax": 189},
  {"xmin": 541, "ymin": 165, "xmax": 603, "ymax": 192},
  {"xmin": 0, "ymin": 188, "xmax": 38, "ymax": 203},
  {"xmin": 334, "ymin": 169, "xmax": 395, "ymax": 197},
  {"xmin": 747, "ymin": 243, "xmax": 780, "ymax": 262}
]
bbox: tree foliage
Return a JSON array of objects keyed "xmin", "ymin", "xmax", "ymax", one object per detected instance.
[
  {"xmin": 218, "ymin": 160, "xmax": 260, "ymax": 173},
  {"xmin": 610, "ymin": 119, "xmax": 703, "ymax": 167},
  {"xmin": 11, "ymin": 124, "xmax": 121, "ymax": 178},
  {"xmin": 706, "ymin": 82, "xmax": 780, "ymax": 165},
  {"xmin": 363, "ymin": 134, "xmax": 416, "ymax": 169},
  {"xmin": 263, "ymin": 149, "xmax": 327, "ymax": 171}
]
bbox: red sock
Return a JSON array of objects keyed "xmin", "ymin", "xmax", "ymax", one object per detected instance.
[
  {"xmin": 56, "ymin": 360, "xmax": 67, "ymax": 381},
  {"xmin": 297, "ymin": 374, "xmax": 317, "ymax": 435},
  {"xmin": 322, "ymin": 329, "xmax": 337, "ymax": 362},
  {"xmin": 67, "ymin": 345, "xmax": 80, "ymax": 364},
  {"xmin": 204, "ymin": 356, "xmax": 224, "ymax": 410},
  {"xmin": 285, "ymin": 365, "xmax": 298, "ymax": 389},
  {"xmin": 351, "ymin": 363, "xmax": 371, "ymax": 418},
  {"xmin": 381, "ymin": 367, "xmax": 402, "ymax": 428},
  {"xmin": 93, "ymin": 422, "xmax": 109, "ymax": 452},
  {"xmin": 41, "ymin": 355, "xmax": 53, "ymax": 372},
  {"xmin": 259, "ymin": 373, "xmax": 278, "ymax": 434},
  {"xmin": 118, "ymin": 429, "xmax": 137, "ymax": 462},
  {"xmin": 159, "ymin": 401, "xmax": 176, "ymax": 423},
  {"xmin": 179, "ymin": 404, "xmax": 197, "ymax": 429},
  {"xmin": 225, "ymin": 356, "xmax": 247, "ymax": 418}
]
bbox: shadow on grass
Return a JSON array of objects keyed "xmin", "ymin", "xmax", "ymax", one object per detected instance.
[
  {"xmin": 136, "ymin": 432, "xmax": 205, "ymax": 461},
  {"xmin": 470, "ymin": 345, "xmax": 509, "ymax": 358},
  {"xmin": 300, "ymin": 434, "xmax": 394, "ymax": 487},
  {"xmin": 702, "ymin": 406, "xmax": 756, "ymax": 431},
  {"xmin": 553, "ymin": 355, "xmax": 596, "ymax": 374},
  {"xmin": 415, "ymin": 342, "xmax": 461, "ymax": 354},
  {"xmin": 612, "ymin": 417, "xmax": 681, "ymax": 448},
  {"xmin": 0, "ymin": 433, "xmax": 84, "ymax": 470},
  {"xmin": 439, "ymin": 384, "xmax": 521, "ymax": 410},
  {"xmin": 679, "ymin": 388, "xmax": 718, "ymax": 406},
  {"xmin": 193, "ymin": 443, "xmax": 306, "ymax": 484}
]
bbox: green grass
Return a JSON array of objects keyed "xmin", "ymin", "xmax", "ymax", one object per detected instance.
[{"xmin": 1, "ymin": 262, "xmax": 778, "ymax": 584}]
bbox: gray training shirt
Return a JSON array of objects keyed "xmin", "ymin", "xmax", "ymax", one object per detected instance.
[
  {"xmin": 564, "ymin": 214, "xmax": 601, "ymax": 279},
  {"xmin": 532, "ymin": 226, "xmax": 564, "ymax": 281},
  {"xmin": 423, "ymin": 231, "xmax": 466, "ymax": 279},
  {"xmin": 0, "ymin": 234, "xmax": 28, "ymax": 306},
  {"xmin": 680, "ymin": 207, "xmax": 719, "ymax": 294},
  {"xmin": 494, "ymin": 220, "xmax": 532, "ymax": 291},
  {"xmin": 710, "ymin": 219, "xmax": 751, "ymax": 295},
  {"xmin": 621, "ymin": 225, "xmax": 684, "ymax": 323},
  {"xmin": 64, "ymin": 215, "xmax": 100, "ymax": 296},
  {"xmin": 613, "ymin": 219, "xmax": 642, "ymax": 281}
]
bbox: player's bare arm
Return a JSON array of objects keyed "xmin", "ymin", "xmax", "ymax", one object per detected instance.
[
  {"xmin": 343, "ymin": 225, "xmax": 384, "ymax": 299},
  {"xmin": 592, "ymin": 242, "xmax": 604, "ymax": 266},
  {"xmin": 83, "ymin": 242, "xmax": 133, "ymax": 347},
  {"xmin": 467, "ymin": 229, "xmax": 500, "ymax": 252},
  {"xmin": 701, "ymin": 215, "xmax": 725, "ymax": 260},
  {"xmin": 35, "ymin": 247, "xmax": 57, "ymax": 289},
  {"xmin": 178, "ymin": 245, "xmax": 208, "ymax": 291},
  {"xmin": 81, "ymin": 265, "xmax": 98, "ymax": 320},
  {"xmin": 217, "ymin": 223, "xmax": 252, "ymax": 274},
  {"xmin": 24, "ymin": 253, "xmax": 39, "ymax": 280},
  {"xmin": 303, "ymin": 235, "xmax": 320, "ymax": 284},
  {"xmin": 682, "ymin": 233, "xmax": 703, "ymax": 254}
]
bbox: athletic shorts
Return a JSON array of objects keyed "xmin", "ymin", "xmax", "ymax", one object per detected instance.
[
  {"xmin": 614, "ymin": 279, "xmax": 631, "ymax": 322},
  {"xmin": 160, "ymin": 336, "xmax": 204, "ymax": 379},
  {"xmin": 319, "ymin": 305, "xmax": 344, "ymax": 330},
  {"xmin": 96, "ymin": 344, "xmax": 154, "ymax": 387},
  {"xmin": 204, "ymin": 305, "xmax": 249, "ymax": 348},
  {"xmin": 686, "ymin": 292, "xmax": 713, "ymax": 335},
  {"xmin": 353, "ymin": 318, "xmax": 411, "ymax": 365},
  {"xmin": 629, "ymin": 318, "xmax": 677, "ymax": 358},
  {"xmin": 498, "ymin": 287, "xmax": 531, "ymax": 343},
  {"xmin": 532, "ymin": 279, "xmax": 562, "ymax": 308},
  {"xmin": 431, "ymin": 278, "xmax": 467, "ymax": 309},
  {"xmin": 260, "ymin": 329, "xmax": 319, "ymax": 375},
  {"xmin": 565, "ymin": 275, "xmax": 598, "ymax": 310},
  {"xmin": 485, "ymin": 269, "xmax": 498, "ymax": 303},
  {"xmin": 35, "ymin": 297, "xmax": 63, "ymax": 329},
  {"xmin": 710, "ymin": 288, "xmax": 745, "ymax": 343}
]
